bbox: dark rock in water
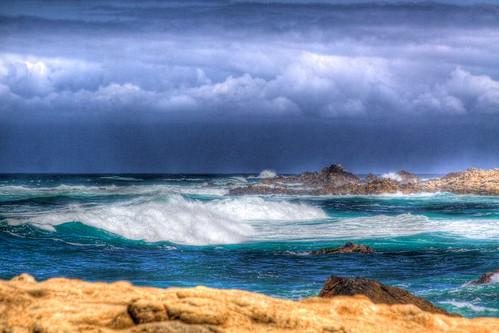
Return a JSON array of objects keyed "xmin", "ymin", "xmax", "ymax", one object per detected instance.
[
  {"xmin": 470, "ymin": 269, "xmax": 499, "ymax": 285},
  {"xmin": 310, "ymin": 242, "xmax": 374, "ymax": 255},
  {"xmin": 319, "ymin": 276, "xmax": 455, "ymax": 316}
]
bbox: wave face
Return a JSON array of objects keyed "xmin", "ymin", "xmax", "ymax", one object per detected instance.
[
  {"xmin": 0, "ymin": 174, "xmax": 498, "ymax": 318},
  {"xmin": 6, "ymin": 195, "xmax": 325, "ymax": 245}
]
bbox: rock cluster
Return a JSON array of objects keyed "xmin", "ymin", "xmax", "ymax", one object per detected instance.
[
  {"xmin": 229, "ymin": 164, "xmax": 499, "ymax": 196},
  {"xmin": 1, "ymin": 274, "xmax": 498, "ymax": 333},
  {"xmin": 310, "ymin": 242, "xmax": 374, "ymax": 255}
]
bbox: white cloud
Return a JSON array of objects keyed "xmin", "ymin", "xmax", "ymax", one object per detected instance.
[{"xmin": 1, "ymin": 51, "xmax": 499, "ymax": 117}]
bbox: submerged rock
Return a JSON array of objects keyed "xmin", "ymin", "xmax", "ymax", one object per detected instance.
[
  {"xmin": 319, "ymin": 276, "xmax": 455, "ymax": 317},
  {"xmin": 2, "ymin": 274, "xmax": 497, "ymax": 332},
  {"xmin": 470, "ymin": 269, "xmax": 499, "ymax": 285},
  {"xmin": 310, "ymin": 242, "xmax": 374, "ymax": 255}
]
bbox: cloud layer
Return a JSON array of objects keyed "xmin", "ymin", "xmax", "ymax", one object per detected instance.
[{"xmin": 1, "ymin": 1, "xmax": 499, "ymax": 120}]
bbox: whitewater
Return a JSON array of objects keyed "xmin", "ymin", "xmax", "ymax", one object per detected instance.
[{"xmin": 0, "ymin": 174, "xmax": 498, "ymax": 318}]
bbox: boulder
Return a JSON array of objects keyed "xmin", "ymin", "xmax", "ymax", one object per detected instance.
[
  {"xmin": 319, "ymin": 276, "xmax": 455, "ymax": 316},
  {"xmin": 470, "ymin": 269, "xmax": 499, "ymax": 285},
  {"xmin": 310, "ymin": 242, "xmax": 374, "ymax": 255}
]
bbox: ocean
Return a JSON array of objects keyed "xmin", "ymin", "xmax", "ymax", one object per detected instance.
[{"xmin": 0, "ymin": 174, "xmax": 497, "ymax": 318}]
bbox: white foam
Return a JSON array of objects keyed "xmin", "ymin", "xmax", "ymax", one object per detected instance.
[
  {"xmin": 489, "ymin": 272, "xmax": 499, "ymax": 283},
  {"xmin": 0, "ymin": 183, "xmax": 227, "ymax": 197},
  {"xmin": 99, "ymin": 176, "xmax": 142, "ymax": 181},
  {"xmin": 381, "ymin": 172, "xmax": 402, "ymax": 182},
  {"xmin": 440, "ymin": 301, "xmax": 497, "ymax": 313},
  {"xmin": 8, "ymin": 195, "xmax": 326, "ymax": 245},
  {"xmin": 251, "ymin": 213, "xmax": 499, "ymax": 242},
  {"xmin": 257, "ymin": 169, "xmax": 277, "ymax": 179}
]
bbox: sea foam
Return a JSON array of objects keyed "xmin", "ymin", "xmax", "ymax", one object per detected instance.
[
  {"xmin": 252, "ymin": 213, "xmax": 499, "ymax": 242},
  {"xmin": 8, "ymin": 195, "xmax": 326, "ymax": 245},
  {"xmin": 258, "ymin": 169, "xmax": 277, "ymax": 179}
]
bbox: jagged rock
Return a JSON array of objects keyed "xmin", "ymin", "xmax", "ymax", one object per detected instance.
[
  {"xmin": 229, "ymin": 164, "xmax": 499, "ymax": 196},
  {"xmin": 364, "ymin": 173, "xmax": 380, "ymax": 183},
  {"xmin": 319, "ymin": 276, "xmax": 455, "ymax": 317},
  {"xmin": 1, "ymin": 275, "xmax": 497, "ymax": 333},
  {"xmin": 470, "ymin": 269, "xmax": 499, "ymax": 285},
  {"xmin": 361, "ymin": 177, "xmax": 399, "ymax": 194},
  {"xmin": 310, "ymin": 242, "xmax": 374, "ymax": 255}
]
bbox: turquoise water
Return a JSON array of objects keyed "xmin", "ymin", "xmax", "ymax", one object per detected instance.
[{"xmin": 0, "ymin": 174, "xmax": 498, "ymax": 317}]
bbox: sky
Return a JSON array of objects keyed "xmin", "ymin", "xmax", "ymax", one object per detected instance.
[{"xmin": 0, "ymin": 0, "xmax": 498, "ymax": 173}]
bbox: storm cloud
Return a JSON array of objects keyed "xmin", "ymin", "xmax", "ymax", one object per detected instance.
[{"xmin": 0, "ymin": 0, "xmax": 498, "ymax": 172}]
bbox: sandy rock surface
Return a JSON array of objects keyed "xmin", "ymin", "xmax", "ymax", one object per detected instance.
[{"xmin": 1, "ymin": 274, "xmax": 498, "ymax": 333}]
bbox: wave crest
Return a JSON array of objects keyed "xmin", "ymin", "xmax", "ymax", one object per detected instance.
[{"xmin": 7, "ymin": 196, "xmax": 326, "ymax": 245}]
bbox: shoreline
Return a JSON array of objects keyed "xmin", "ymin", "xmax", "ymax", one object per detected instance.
[{"xmin": 1, "ymin": 274, "xmax": 497, "ymax": 333}]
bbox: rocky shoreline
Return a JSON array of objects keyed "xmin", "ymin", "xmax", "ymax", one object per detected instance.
[
  {"xmin": 1, "ymin": 274, "xmax": 498, "ymax": 333},
  {"xmin": 229, "ymin": 164, "xmax": 499, "ymax": 196}
]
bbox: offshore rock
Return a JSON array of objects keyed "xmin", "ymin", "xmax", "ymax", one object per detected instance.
[
  {"xmin": 229, "ymin": 164, "xmax": 499, "ymax": 196},
  {"xmin": 1, "ymin": 274, "xmax": 498, "ymax": 333},
  {"xmin": 310, "ymin": 242, "xmax": 374, "ymax": 255},
  {"xmin": 319, "ymin": 276, "xmax": 454, "ymax": 317},
  {"xmin": 421, "ymin": 168, "xmax": 499, "ymax": 195},
  {"xmin": 470, "ymin": 269, "xmax": 499, "ymax": 285}
]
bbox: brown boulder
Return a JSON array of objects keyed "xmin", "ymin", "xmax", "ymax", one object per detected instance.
[
  {"xmin": 310, "ymin": 242, "xmax": 374, "ymax": 255},
  {"xmin": 470, "ymin": 269, "xmax": 499, "ymax": 285},
  {"xmin": 319, "ymin": 276, "xmax": 455, "ymax": 316}
]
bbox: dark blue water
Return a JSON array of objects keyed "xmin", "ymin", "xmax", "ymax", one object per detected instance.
[{"xmin": 0, "ymin": 174, "xmax": 498, "ymax": 317}]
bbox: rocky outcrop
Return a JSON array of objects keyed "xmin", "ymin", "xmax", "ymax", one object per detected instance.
[
  {"xmin": 1, "ymin": 274, "xmax": 498, "ymax": 333},
  {"xmin": 421, "ymin": 168, "xmax": 499, "ymax": 195},
  {"xmin": 470, "ymin": 269, "xmax": 499, "ymax": 285},
  {"xmin": 229, "ymin": 164, "xmax": 499, "ymax": 196},
  {"xmin": 310, "ymin": 242, "xmax": 374, "ymax": 255},
  {"xmin": 319, "ymin": 276, "xmax": 453, "ymax": 317}
]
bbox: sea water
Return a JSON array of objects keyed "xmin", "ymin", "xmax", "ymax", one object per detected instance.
[{"xmin": 0, "ymin": 174, "xmax": 497, "ymax": 317}]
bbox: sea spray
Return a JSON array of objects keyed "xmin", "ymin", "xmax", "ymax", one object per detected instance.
[{"xmin": 7, "ymin": 195, "xmax": 326, "ymax": 245}]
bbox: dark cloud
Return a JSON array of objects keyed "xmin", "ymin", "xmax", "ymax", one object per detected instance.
[{"xmin": 0, "ymin": 1, "xmax": 498, "ymax": 171}]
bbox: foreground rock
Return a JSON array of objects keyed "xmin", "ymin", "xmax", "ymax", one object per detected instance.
[
  {"xmin": 319, "ymin": 276, "xmax": 454, "ymax": 317},
  {"xmin": 229, "ymin": 164, "xmax": 499, "ymax": 196},
  {"xmin": 1, "ymin": 275, "xmax": 498, "ymax": 333},
  {"xmin": 470, "ymin": 269, "xmax": 499, "ymax": 285},
  {"xmin": 310, "ymin": 242, "xmax": 374, "ymax": 255}
]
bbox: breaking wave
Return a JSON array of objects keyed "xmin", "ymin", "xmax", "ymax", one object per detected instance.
[
  {"xmin": 0, "ymin": 183, "xmax": 227, "ymax": 199},
  {"xmin": 6, "ymin": 195, "xmax": 326, "ymax": 245},
  {"xmin": 257, "ymin": 169, "xmax": 277, "ymax": 179},
  {"xmin": 381, "ymin": 172, "xmax": 402, "ymax": 182}
]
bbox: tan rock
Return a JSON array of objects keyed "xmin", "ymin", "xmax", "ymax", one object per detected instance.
[
  {"xmin": 230, "ymin": 165, "xmax": 499, "ymax": 196},
  {"xmin": 421, "ymin": 168, "xmax": 499, "ymax": 195},
  {"xmin": 0, "ymin": 275, "xmax": 498, "ymax": 333}
]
